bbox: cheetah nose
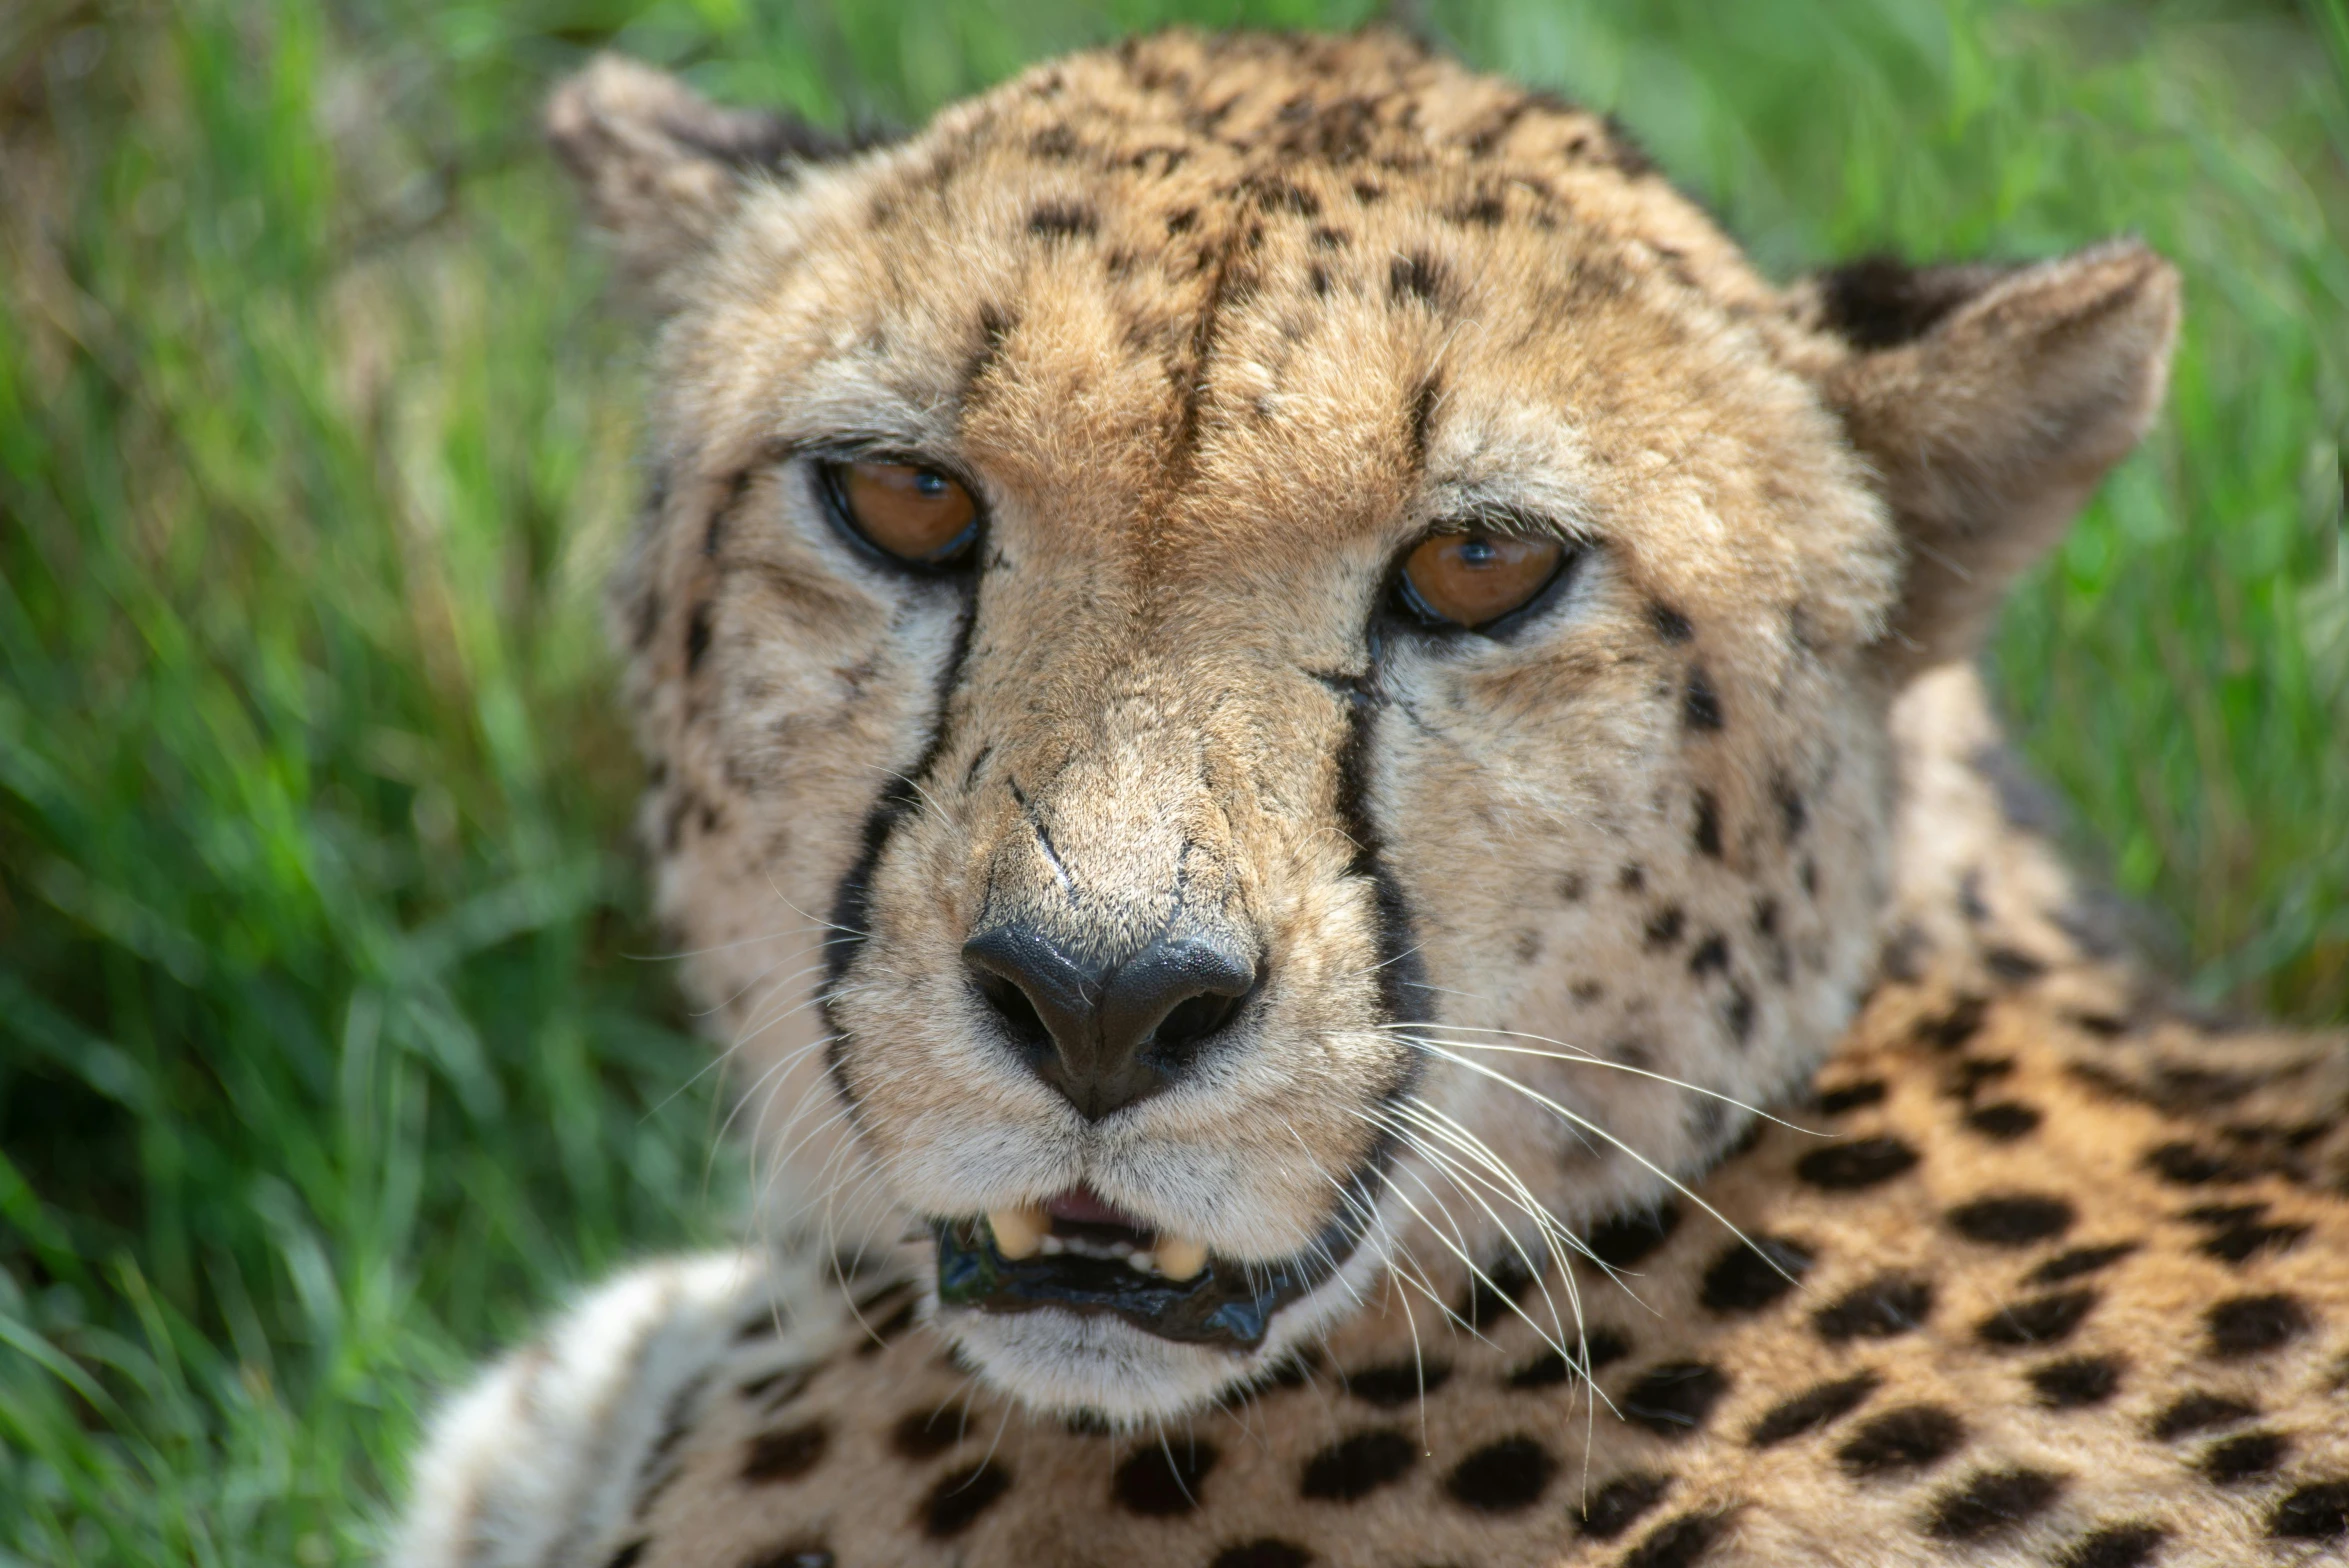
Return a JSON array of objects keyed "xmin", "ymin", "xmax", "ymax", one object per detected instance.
[{"xmin": 962, "ymin": 920, "xmax": 1258, "ymax": 1120}]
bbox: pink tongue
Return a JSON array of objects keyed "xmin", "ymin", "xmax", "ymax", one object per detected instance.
[{"xmin": 1045, "ymin": 1187, "xmax": 1147, "ymax": 1229}]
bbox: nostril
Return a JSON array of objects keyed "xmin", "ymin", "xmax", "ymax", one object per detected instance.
[
  {"xmin": 974, "ymin": 970, "xmax": 1053, "ymax": 1054},
  {"xmin": 1150, "ymin": 988, "xmax": 1246, "ymax": 1053}
]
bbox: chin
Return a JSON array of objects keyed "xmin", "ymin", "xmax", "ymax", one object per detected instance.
[{"xmin": 926, "ymin": 1194, "xmax": 1400, "ymax": 1426}]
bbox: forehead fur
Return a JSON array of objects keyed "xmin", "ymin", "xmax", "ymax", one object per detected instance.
[{"xmin": 651, "ymin": 29, "xmax": 1898, "ymax": 651}]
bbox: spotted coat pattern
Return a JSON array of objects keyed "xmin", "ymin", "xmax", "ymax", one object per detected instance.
[{"xmin": 397, "ymin": 675, "xmax": 2349, "ymax": 1567}]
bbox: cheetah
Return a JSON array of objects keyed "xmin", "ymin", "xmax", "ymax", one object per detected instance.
[{"xmin": 393, "ymin": 30, "xmax": 2349, "ymax": 1568}]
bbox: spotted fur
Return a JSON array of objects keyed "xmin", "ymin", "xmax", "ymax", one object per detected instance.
[{"xmin": 394, "ymin": 30, "xmax": 2349, "ymax": 1568}]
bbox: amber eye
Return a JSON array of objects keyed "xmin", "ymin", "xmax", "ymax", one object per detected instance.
[
  {"xmin": 827, "ymin": 460, "xmax": 979, "ymax": 565},
  {"xmin": 1397, "ymin": 528, "xmax": 1569, "ymax": 630}
]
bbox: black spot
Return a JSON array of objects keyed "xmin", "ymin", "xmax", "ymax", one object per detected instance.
[
  {"xmin": 921, "ymin": 1462, "xmax": 1012, "ymax": 1537},
  {"xmin": 1976, "ymin": 1288, "xmax": 2098, "ymax": 1348},
  {"xmin": 1799, "ymin": 857, "xmax": 1819, "ymax": 897},
  {"xmin": 1620, "ymin": 1362, "xmax": 1730, "ymax": 1437},
  {"xmin": 1404, "ymin": 374, "xmax": 1441, "ymax": 469},
  {"xmin": 2029, "ymin": 1243, "xmax": 2138, "ymax": 1286},
  {"xmin": 1062, "ymin": 1407, "xmax": 1114, "ymax": 1436},
  {"xmin": 2057, "ymin": 1524, "xmax": 2168, "ymax": 1568},
  {"xmin": 1650, "ymin": 603, "xmax": 1694, "ymax": 643},
  {"xmin": 1943, "ymin": 1056, "xmax": 2014, "ymax": 1099},
  {"xmin": 1341, "ymin": 1358, "xmax": 1451, "ymax": 1407},
  {"xmin": 736, "ymin": 1363, "xmax": 811, "ymax": 1405},
  {"xmin": 1458, "ymin": 1249, "xmax": 1538, "ymax": 1329},
  {"xmin": 741, "ymin": 1546, "xmax": 832, "ymax": 1568},
  {"xmin": 1299, "ymin": 1429, "xmax": 1416, "ymax": 1501},
  {"xmin": 1643, "ymin": 905, "xmax": 1686, "ymax": 949},
  {"xmin": 1699, "ymin": 1235, "xmax": 1812, "ymax": 1313},
  {"xmin": 1684, "ymin": 667, "xmax": 1724, "ymax": 731},
  {"xmin": 1947, "ymin": 1194, "xmax": 2075, "ymax": 1246},
  {"xmin": 2269, "ymin": 1480, "xmax": 2349, "ymax": 1541},
  {"xmin": 1165, "ymin": 207, "xmax": 1197, "ymax": 234},
  {"xmin": 1691, "ymin": 791, "xmax": 1723, "ymax": 858},
  {"xmin": 2030, "ymin": 1355, "xmax": 2124, "ymax": 1409},
  {"xmin": 1256, "ymin": 178, "xmax": 1320, "ymax": 217},
  {"xmin": 1723, "ymin": 985, "xmax": 1755, "ymax": 1044},
  {"xmin": 1579, "ymin": 1470, "xmax": 1672, "ymax": 1539},
  {"xmin": 2200, "ymin": 1220, "xmax": 2310, "ymax": 1266},
  {"xmin": 1688, "ymin": 933, "xmax": 1730, "ymax": 976},
  {"xmin": 1451, "ymin": 193, "xmax": 1507, "ymax": 225},
  {"xmin": 1796, "ymin": 1136, "xmax": 1918, "ymax": 1191},
  {"xmin": 1388, "ymin": 250, "xmax": 1445, "ymax": 307},
  {"xmin": 963, "ymin": 304, "xmax": 1017, "ymax": 397},
  {"xmin": 2201, "ymin": 1430, "xmax": 2291, "ymax": 1484},
  {"xmin": 1444, "ymin": 1436, "xmax": 1553, "ymax": 1512},
  {"xmin": 1748, "ymin": 1372, "xmax": 1881, "ymax": 1446},
  {"xmin": 1836, "ymin": 1404, "xmax": 1966, "ymax": 1477},
  {"xmin": 1814, "ymin": 1080, "xmax": 1886, "ymax": 1116},
  {"xmin": 1916, "ymin": 995, "xmax": 1988, "ymax": 1049},
  {"xmin": 1622, "ymin": 1509, "xmax": 1734, "ymax": 1568},
  {"xmin": 1618, "ymin": 863, "xmax": 1647, "ymax": 893},
  {"xmin": 2208, "ymin": 1293, "xmax": 2312, "ymax": 1359},
  {"xmin": 743, "ymin": 1421, "xmax": 829, "ymax": 1482},
  {"xmin": 1306, "ymin": 262, "xmax": 1330, "ymax": 296},
  {"xmin": 1814, "ymin": 1274, "xmax": 1933, "ymax": 1341},
  {"xmin": 853, "ymin": 1297, "xmax": 917, "ymax": 1355},
  {"xmin": 2151, "ymin": 1391, "xmax": 2258, "ymax": 1441},
  {"xmin": 1585, "ymin": 1203, "xmax": 1680, "ymax": 1268},
  {"xmin": 891, "ymin": 1403, "xmax": 967, "ymax": 1459},
  {"xmin": 2182, "ymin": 1201, "xmax": 2268, "ymax": 1227},
  {"xmin": 1559, "ymin": 870, "xmax": 1588, "ymax": 902},
  {"xmin": 1208, "ymin": 1542, "xmax": 1312, "ymax": 1568},
  {"xmin": 2146, "ymin": 1141, "xmax": 2254, "ymax": 1186},
  {"xmin": 1925, "ymin": 1467, "xmax": 2065, "ymax": 1541},
  {"xmin": 1771, "ymin": 771, "xmax": 1808, "ymax": 840},
  {"xmin": 684, "ymin": 600, "xmax": 714, "ymax": 672},
  {"xmin": 1984, "ymin": 945, "xmax": 2047, "ymax": 983},
  {"xmin": 1966, "ymin": 1102, "xmax": 2042, "ymax": 1140},
  {"xmin": 1114, "ymin": 1439, "xmax": 1218, "ymax": 1515},
  {"xmin": 1027, "ymin": 202, "xmax": 1097, "ymax": 239},
  {"xmin": 1310, "ymin": 224, "xmax": 1348, "ymax": 249},
  {"xmin": 1247, "ymin": 1350, "xmax": 1320, "ymax": 1394},
  {"xmin": 605, "ymin": 1545, "xmax": 647, "ymax": 1568},
  {"xmin": 1509, "ymin": 1327, "xmax": 1630, "ymax": 1389}
]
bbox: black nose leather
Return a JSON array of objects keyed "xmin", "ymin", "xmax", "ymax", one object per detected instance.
[{"xmin": 964, "ymin": 921, "xmax": 1257, "ymax": 1120}]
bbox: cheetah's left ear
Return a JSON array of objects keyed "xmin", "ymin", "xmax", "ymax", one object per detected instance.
[
  {"xmin": 546, "ymin": 55, "xmax": 874, "ymax": 308},
  {"xmin": 1799, "ymin": 240, "xmax": 2182, "ymax": 674}
]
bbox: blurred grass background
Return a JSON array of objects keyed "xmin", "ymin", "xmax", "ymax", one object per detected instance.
[{"xmin": 0, "ymin": 0, "xmax": 2342, "ymax": 1560}]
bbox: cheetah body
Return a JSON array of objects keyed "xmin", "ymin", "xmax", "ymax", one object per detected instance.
[{"xmin": 395, "ymin": 32, "xmax": 2349, "ymax": 1568}]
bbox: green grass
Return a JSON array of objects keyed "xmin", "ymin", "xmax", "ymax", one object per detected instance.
[{"xmin": 0, "ymin": 0, "xmax": 2341, "ymax": 1560}]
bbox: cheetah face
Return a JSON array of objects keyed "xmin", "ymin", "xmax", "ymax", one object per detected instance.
[{"xmin": 553, "ymin": 34, "xmax": 2176, "ymax": 1424}]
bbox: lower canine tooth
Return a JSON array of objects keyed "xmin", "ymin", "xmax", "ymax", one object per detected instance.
[
  {"xmin": 1155, "ymin": 1236, "xmax": 1208, "ymax": 1280},
  {"xmin": 987, "ymin": 1206, "xmax": 1046, "ymax": 1261}
]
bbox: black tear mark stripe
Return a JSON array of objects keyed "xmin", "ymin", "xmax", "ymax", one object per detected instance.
[
  {"xmin": 819, "ymin": 593, "xmax": 983, "ymax": 1115},
  {"xmin": 1330, "ymin": 684, "xmax": 1436, "ymax": 1051}
]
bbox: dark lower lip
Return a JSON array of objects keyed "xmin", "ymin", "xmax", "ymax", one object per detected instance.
[{"xmin": 933, "ymin": 1207, "xmax": 1368, "ymax": 1352}]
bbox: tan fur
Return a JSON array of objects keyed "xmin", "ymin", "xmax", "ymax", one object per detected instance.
[{"xmin": 395, "ymin": 30, "xmax": 2349, "ymax": 1568}]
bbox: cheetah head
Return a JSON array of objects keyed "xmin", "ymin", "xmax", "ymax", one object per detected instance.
[{"xmin": 549, "ymin": 31, "xmax": 2177, "ymax": 1425}]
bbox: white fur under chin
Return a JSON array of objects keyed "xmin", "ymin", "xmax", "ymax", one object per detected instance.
[{"xmin": 936, "ymin": 1208, "xmax": 1400, "ymax": 1427}]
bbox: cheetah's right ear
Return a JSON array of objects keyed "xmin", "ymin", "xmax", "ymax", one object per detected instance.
[
  {"xmin": 1799, "ymin": 240, "xmax": 2181, "ymax": 675},
  {"xmin": 545, "ymin": 56, "xmax": 870, "ymax": 306}
]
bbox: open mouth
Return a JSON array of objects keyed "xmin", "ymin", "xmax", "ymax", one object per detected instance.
[{"xmin": 933, "ymin": 1187, "xmax": 1364, "ymax": 1352}]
